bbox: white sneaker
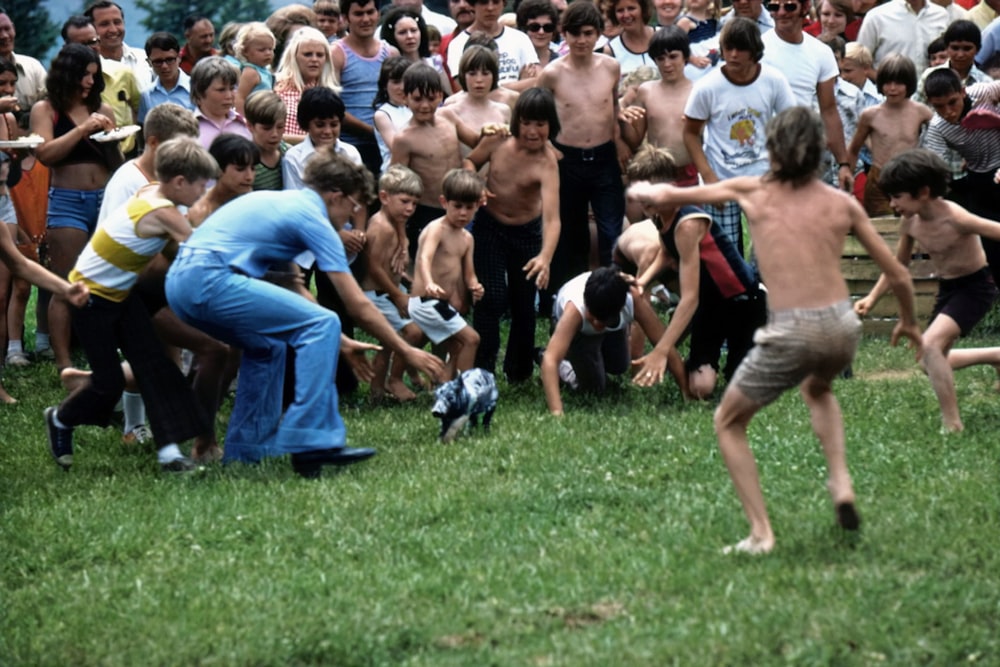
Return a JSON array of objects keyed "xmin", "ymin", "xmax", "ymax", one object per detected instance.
[
  {"xmin": 122, "ymin": 424, "xmax": 153, "ymax": 445},
  {"xmin": 5, "ymin": 351, "xmax": 30, "ymax": 367}
]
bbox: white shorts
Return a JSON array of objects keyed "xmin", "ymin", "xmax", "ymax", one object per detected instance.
[
  {"xmin": 408, "ymin": 296, "xmax": 469, "ymax": 344},
  {"xmin": 364, "ymin": 289, "xmax": 411, "ymax": 332}
]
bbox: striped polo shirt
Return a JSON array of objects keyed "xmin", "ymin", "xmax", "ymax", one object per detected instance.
[{"xmin": 70, "ymin": 188, "xmax": 175, "ymax": 302}]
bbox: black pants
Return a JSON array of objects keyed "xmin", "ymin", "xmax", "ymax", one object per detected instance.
[
  {"xmin": 472, "ymin": 210, "xmax": 542, "ymax": 382},
  {"xmin": 59, "ymin": 293, "xmax": 209, "ymax": 446}
]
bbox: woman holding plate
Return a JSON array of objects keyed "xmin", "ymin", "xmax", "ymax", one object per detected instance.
[{"xmin": 30, "ymin": 43, "xmax": 121, "ymax": 371}]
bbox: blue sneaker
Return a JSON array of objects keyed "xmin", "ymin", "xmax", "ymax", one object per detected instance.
[{"xmin": 44, "ymin": 407, "xmax": 74, "ymax": 470}]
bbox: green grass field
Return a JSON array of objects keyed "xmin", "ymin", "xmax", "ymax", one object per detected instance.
[{"xmin": 1, "ymin": 326, "xmax": 998, "ymax": 666}]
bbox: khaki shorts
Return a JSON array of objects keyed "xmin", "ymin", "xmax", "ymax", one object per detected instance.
[{"xmin": 732, "ymin": 300, "xmax": 861, "ymax": 405}]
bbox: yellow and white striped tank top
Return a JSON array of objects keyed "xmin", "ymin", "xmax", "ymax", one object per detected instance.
[{"xmin": 69, "ymin": 192, "xmax": 175, "ymax": 302}]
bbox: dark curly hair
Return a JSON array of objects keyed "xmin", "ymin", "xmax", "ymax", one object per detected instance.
[
  {"xmin": 46, "ymin": 43, "xmax": 104, "ymax": 113},
  {"xmin": 380, "ymin": 7, "xmax": 431, "ymax": 59}
]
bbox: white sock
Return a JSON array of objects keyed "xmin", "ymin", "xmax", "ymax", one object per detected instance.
[
  {"xmin": 122, "ymin": 391, "xmax": 146, "ymax": 432},
  {"xmin": 35, "ymin": 332, "xmax": 50, "ymax": 350},
  {"xmin": 157, "ymin": 444, "xmax": 183, "ymax": 463},
  {"xmin": 7, "ymin": 340, "xmax": 22, "ymax": 355}
]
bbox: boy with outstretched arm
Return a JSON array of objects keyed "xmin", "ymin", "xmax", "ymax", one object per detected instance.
[
  {"xmin": 629, "ymin": 107, "xmax": 922, "ymax": 555},
  {"xmin": 628, "ymin": 145, "xmax": 766, "ymax": 400},
  {"xmin": 408, "ymin": 169, "xmax": 485, "ymax": 380},
  {"xmin": 360, "ymin": 164, "xmax": 428, "ymax": 401},
  {"xmin": 856, "ymin": 148, "xmax": 1000, "ymax": 433},
  {"xmin": 45, "ymin": 138, "xmax": 220, "ymax": 473}
]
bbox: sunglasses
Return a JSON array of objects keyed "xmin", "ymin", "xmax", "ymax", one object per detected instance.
[
  {"xmin": 526, "ymin": 22, "xmax": 556, "ymax": 33},
  {"xmin": 766, "ymin": 1, "xmax": 800, "ymax": 11},
  {"xmin": 149, "ymin": 56, "xmax": 179, "ymax": 67}
]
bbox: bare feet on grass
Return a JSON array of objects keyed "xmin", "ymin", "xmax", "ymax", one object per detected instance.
[
  {"xmin": 722, "ymin": 535, "xmax": 775, "ymax": 555},
  {"xmin": 386, "ymin": 377, "xmax": 417, "ymax": 401},
  {"xmin": 0, "ymin": 384, "xmax": 16, "ymax": 404}
]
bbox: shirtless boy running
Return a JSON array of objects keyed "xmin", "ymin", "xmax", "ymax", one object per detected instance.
[{"xmin": 629, "ymin": 107, "xmax": 922, "ymax": 555}]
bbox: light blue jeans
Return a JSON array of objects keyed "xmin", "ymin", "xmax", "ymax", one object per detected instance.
[{"xmin": 166, "ymin": 248, "xmax": 345, "ymax": 463}]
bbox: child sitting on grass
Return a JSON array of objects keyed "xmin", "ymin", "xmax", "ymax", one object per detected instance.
[
  {"xmin": 408, "ymin": 169, "xmax": 485, "ymax": 379},
  {"xmin": 856, "ymin": 148, "xmax": 1000, "ymax": 433}
]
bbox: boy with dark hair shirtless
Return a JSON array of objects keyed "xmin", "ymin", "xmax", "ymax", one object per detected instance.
[
  {"xmin": 846, "ymin": 54, "xmax": 932, "ymax": 216},
  {"xmin": 629, "ymin": 107, "xmax": 922, "ymax": 554},
  {"xmin": 856, "ymin": 148, "xmax": 1000, "ymax": 433},
  {"xmin": 621, "ymin": 25, "xmax": 698, "ymax": 187},
  {"xmin": 463, "ymin": 87, "xmax": 561, "ymax": 383},
  {"xmin": 538, "ymin": 1, "xmax": 627, "ymax": 293},
  {"xmin": 408, "ymin": 169, "xmax": 486, "ymax": 379},
  {"xmin": 360, "ymin": 164, "xmax": 428, "ymax": 401}
]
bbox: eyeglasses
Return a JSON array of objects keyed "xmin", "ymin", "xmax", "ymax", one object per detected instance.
[
  {"xmin": 84, "ymin": 37, "xmax": 101, "ymax": 46},
  {"xmin": 149, "ymin": 56, "xmax": 178, "ymax": 67},
  {"xmin": 347, "ymin": 194, "xmax": 362, "ymax": 213},
  {"xmin": 767, "ymin": 1, "xmax": 799, "ymax": 11},
  {"xmin": 526, "ymin": 22, "xmax": 556, "ymax": 33}
]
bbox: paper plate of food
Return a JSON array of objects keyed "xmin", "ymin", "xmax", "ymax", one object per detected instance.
[
  {"xmin": 0, "ymin": 134, "xmax": 45, "ymax": 149},
  {"xmin": 90, "ymin": 125, "xmax": 141, "ymax": 143}
]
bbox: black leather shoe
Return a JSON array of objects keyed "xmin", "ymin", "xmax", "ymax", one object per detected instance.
[{"xmin": 291, "ymin": 447, "xmax": 377, "ymax": 478}]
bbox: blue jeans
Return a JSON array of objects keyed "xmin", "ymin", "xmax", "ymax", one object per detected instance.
[{"xmin": 166, "ymin": 248, "xmax": 345, "ymax": 463}]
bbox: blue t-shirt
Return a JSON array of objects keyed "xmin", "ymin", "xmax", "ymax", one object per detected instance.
[{"xmin": 184, "ymin": 189, "xmax": 348, "ymax": 276}]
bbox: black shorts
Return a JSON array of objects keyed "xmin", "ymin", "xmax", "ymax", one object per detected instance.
[{"xmin": 931, "ymin": 266, "xmax": 998, "ymax": 336}]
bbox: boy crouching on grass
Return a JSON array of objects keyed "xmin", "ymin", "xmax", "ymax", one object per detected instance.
[
  {"xmin": 44, "ymin": 138, "xmax": 219, "ymax": 474},
  {"xmin": 408, "ymin": 169, "xmax": 485, "ymax": 380},
  {"xmin": 360, "ymin": 164, "xmax": 428, "ymax": 401},
  {"xmin": 628, "ymin": 107, "xmax": 922, "ymax": 554},
  {"xmin": 856, "ymin": 148, "xmax": 1000, "ymax": 433}
]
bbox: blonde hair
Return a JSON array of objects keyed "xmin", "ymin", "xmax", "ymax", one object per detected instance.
[
  {"xmin": 379, "ymin": 164, "xmax": 423, "ymax": 198},
  {"xmin": 244, "ymin": 90, "xmax": 288, "ymax": 125},
  {"xmin": 234, "ymin": 22, "xmax": 276, "ymax": 62},
  {"xmin": 275, "ymin": 27, "xmax": 341, "ymax": 93},
  {"xmin": 626, "ymin": 144, "xmax": 679, "ymax": 183},
  {"xmin": 844, "ymin": 41, "xmax": 873, "ymax": 69}
]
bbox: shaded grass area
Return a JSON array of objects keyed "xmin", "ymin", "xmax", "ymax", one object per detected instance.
[{"xmin": 1, "ymin": 331, "xmax": 998, "ymax": 666}]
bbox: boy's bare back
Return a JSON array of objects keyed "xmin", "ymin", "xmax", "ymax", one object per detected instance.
[
  {"xmin": 636, "ymin": 78, "xmax": 693, "ymax": 166},
  {"xmin": 861, "ymin": 100, "xmax": 932, "ymax": 168},
  {"xmin": 736, "ymin": 177, "xmax": 872, "ymax": 310},
  {"xmin": 392, "ymin": 117, "xmax": 463, "ymax": 205},
  {"xmin": 540, "ymin": 55, "xmax": 619, "ymax": 146},
  {"xmin": 411, "ymin": 218, "xmax": 475, "ymax": 313}
]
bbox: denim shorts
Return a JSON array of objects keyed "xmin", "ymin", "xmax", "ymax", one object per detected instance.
[{"xmin": 47, "ymin": 187, "xmax": 103, "ymax": 234}]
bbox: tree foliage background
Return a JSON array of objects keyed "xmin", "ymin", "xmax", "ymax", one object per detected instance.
[
  {"xmin": 5, "ymin": 0, "xmax": 61, "ymax": 61},
  {"xmin": 135, "ymin": 0, "xmax": 274, "ymax": 34}
]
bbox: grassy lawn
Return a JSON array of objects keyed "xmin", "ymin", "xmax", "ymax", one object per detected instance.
[{"xmin": 1, "ymin": 323, "xmax": 998, "ymax": 666}]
